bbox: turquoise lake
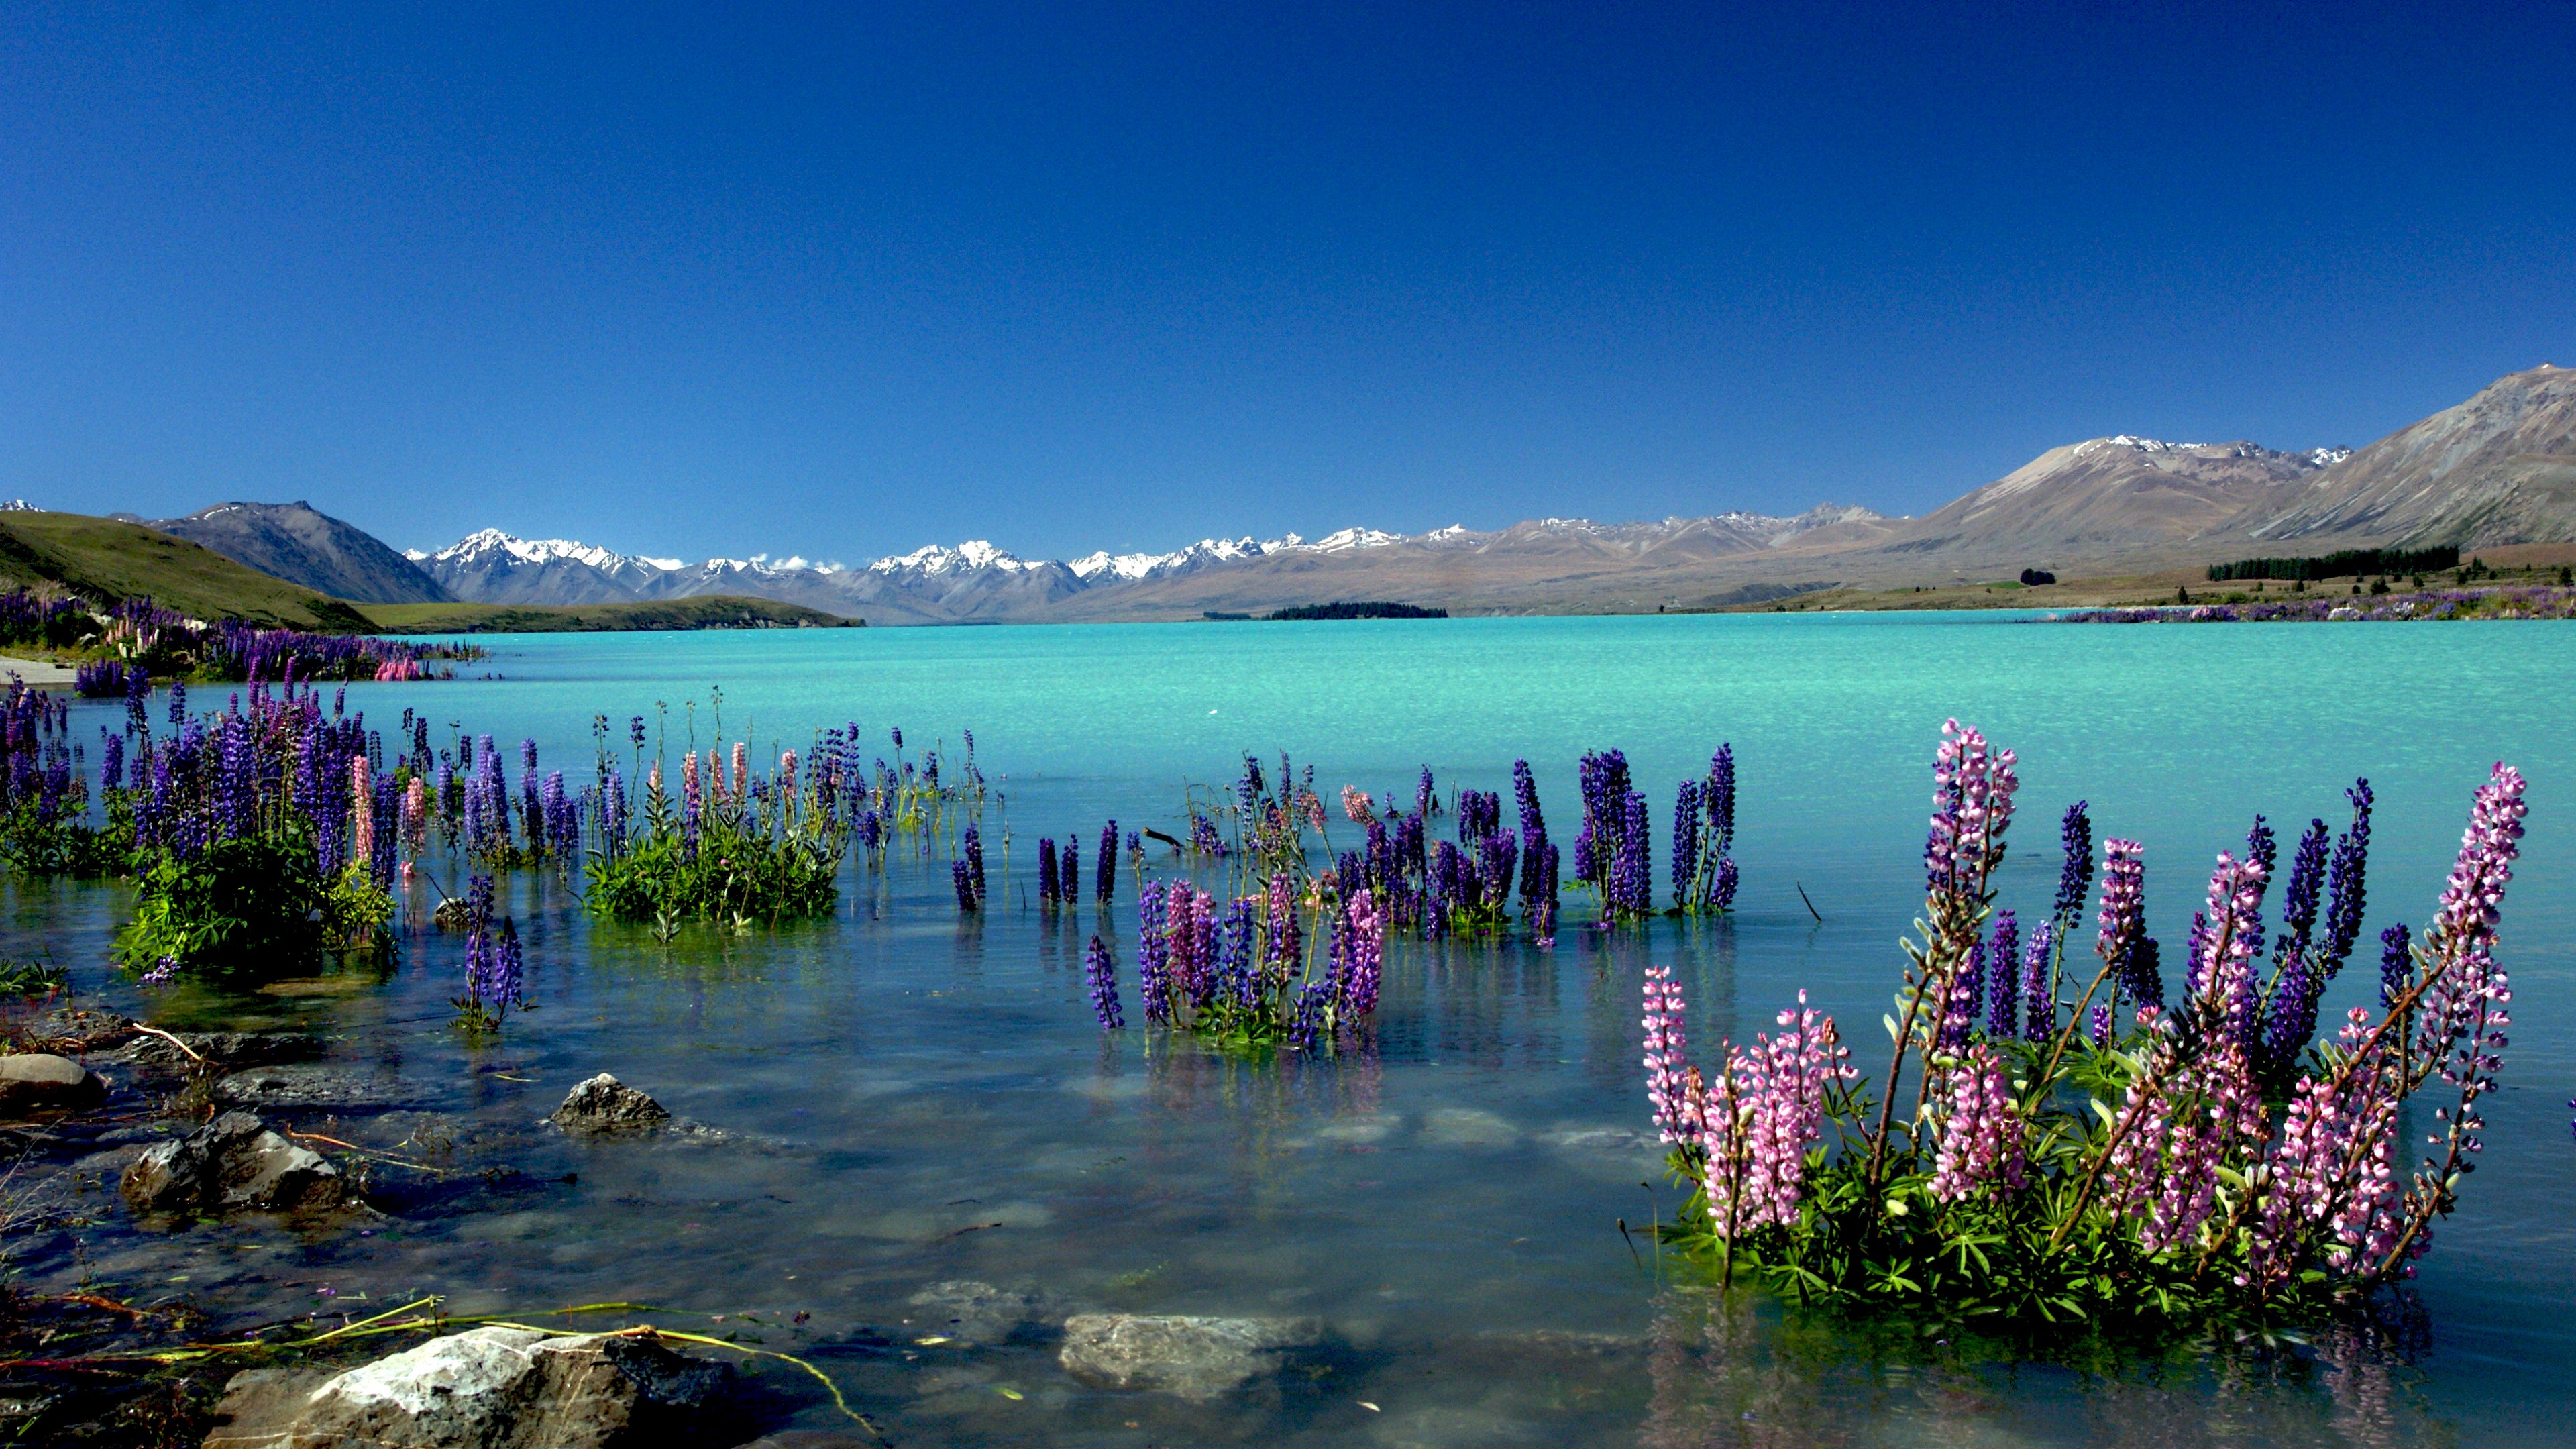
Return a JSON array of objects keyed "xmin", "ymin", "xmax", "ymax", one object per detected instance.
[{"xmin": 9, "ymin": 611, "xmax": 2572, "ymax": 1446}]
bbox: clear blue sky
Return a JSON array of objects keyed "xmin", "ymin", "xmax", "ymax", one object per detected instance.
[{"xmin": 4, "ymin": 3, "xmax": 2571, "ymax": 564}]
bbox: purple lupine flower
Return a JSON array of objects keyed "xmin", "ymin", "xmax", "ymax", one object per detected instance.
[
  {"xmin": 951, "ymin": 859, "xmax": 979, "ymax": 912},
  {"xmin": 1287, "ymin": 979, "xmax": 1330, "ymax": 1051},
  {"xmin": 1095, "ymin": 822, "xmax": 1118, "ymax": 905},
  {"xmin": 2377, "ymin": 922, "xmax": 2413, "ymax": 1007},
  {"xmin": 1671, "ymin": 777, "xmax": 1702, "ymax": 910},
  {"xmin": 1085, "ymin": 935, "xmax": 1124, "ymax": 1028},
  {"xmin": 1415, "ymin": 765, "xmax": 1436, "ymax": 820},
  {"xmin": 125, "ymin": 664, "xmax": 150, "ymax": 734},
  {"xmin": 2051, "ymin": 801, "xmax": 2092, "ymax": 926},
  {"xmin": 2318, "ymin": 780, "xmax": 2374, "ymax": 976},
  {"xmin": 2277, "ymin": 818, "xmax": 2330, "ymax": 958},
  {"xmin": 1136, "ymin": 880, "xmax": 1170, "ymax": 1022},
  {"xmin": 1337, "ymin": 886, "xmax": 1383, "ymax": 1018},
  {"xmin": 1220, "ymin": 894, "xmax": 1258, "ymax": 1009},
  {"xmin": 1037, "ymin": 837, "xmax": 1060, "ymax": 904},
  {"xmin": 1929, "ymin": 1043, "xmax": 2026, "ymax": 1203},
  {"xmin": 99, "ymin": 729, "xmax": 123, "ymax": 797},
  {"xmin": 963, "ymin": 824, "xmax": 987, "ymax": 904},
  {"xmin": 1059, "ymin": 833, "xmax": 1078, "ymax": 902},
  {"xmin": 1532, "ymin": 841, "xmax": 1561, "ymax": 945},
  {"xmin": 2019, "ymin": 919, "xmax": 2054, "ymax": 1040},
  {"xmin": 166, "ymin": 680, "xmax": 186, "ymax": 727},
  {"xmin": 1610, "ymin": 788, "xmax": 1653, "ymax": 918},
  {"xmin": 1986, "ymin": 911, "xmax": 2020, "ymax": 1040},
  {"xmin": 2088, "ymin": 1002, "xmax": 2113, "ymax": 1047}
]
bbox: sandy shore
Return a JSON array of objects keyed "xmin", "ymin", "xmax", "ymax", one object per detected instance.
[{"xmin": 0, "ymin": 653, "xmax": 84, "ymax": 688}]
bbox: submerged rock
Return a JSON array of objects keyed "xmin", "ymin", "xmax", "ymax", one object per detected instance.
[
  {"xmin": 215, "ymin": 1063, "xmax": 430, "ymax": 1111},
  {"xmin": 905, "ymin": 1280, "xmax": 1044, "ymax": 1346},
  {"xmin": 119, "ymin": 1111, "xmax": 346, "ymax": 1216},
  {"xmin": 203, "ymin": 1325, "xmax": 730, "ymax": 1448},
  {"xmin": 551, "ymin": 1074, "xmax": 673, "ymax": 1133},
  {"xmin": 0, "ymin": 1053, "xmax": 105, "ymax": 1116},
  {"xmin": 1058, "ymin": 1313, "xmax": 1322, "ymax": 1401}
]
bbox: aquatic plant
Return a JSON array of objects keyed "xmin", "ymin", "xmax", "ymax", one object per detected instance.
[
  {"xmin": 1672, "ymin": 745, "xmax": 1739, "ymax": 914},
  {"xmin": 1092, "ymin": 869, "xmax": 1383, "ymax": 1051},
  {"xmin": 1644, "ymin": 717, "xmax": 2526, "ymax": 1326},
  {"xmin": 452, "ymin": 875, "xmax": 530, "ymax": 1035}
]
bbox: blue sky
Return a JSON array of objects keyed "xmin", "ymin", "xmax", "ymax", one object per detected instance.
[{"xmin": 3, "ymin": 3, "xmax": 2571, "ymax": 563}]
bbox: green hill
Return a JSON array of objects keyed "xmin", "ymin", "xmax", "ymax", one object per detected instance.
[
  {"xmin": 359, "ymin": 596, "xmax": 863, "ymax": 633},
  {"xmin": 0, "ymin": 511, "xmax": 374, "ymax": 629}
]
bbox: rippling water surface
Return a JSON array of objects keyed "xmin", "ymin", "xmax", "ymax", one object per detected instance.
[{"xmin": 9, "ymin": 612, "xmax": 2573, "ymax": 1446}]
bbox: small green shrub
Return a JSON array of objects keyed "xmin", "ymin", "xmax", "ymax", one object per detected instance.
[
  {"xmin": 112, "ymin": 836, "xmax": 396, "ymax": 978},
  {"xmin": 584, "ymin": 817, "xmax": 841, "ymax": 924}
]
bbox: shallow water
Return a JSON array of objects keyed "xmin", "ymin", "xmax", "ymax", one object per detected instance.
[{"xmin": 9, "ymin": 612, "xmax": 2574, "ymax": 1446}]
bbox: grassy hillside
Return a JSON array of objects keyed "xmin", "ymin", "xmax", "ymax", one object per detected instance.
[
  {"xmin": 359, "ymin": 596, "xmax": 862, "ymax": 633},
  {"xmin": 0, "ymin": 511, "xmax": 374, "ymax": 629}
]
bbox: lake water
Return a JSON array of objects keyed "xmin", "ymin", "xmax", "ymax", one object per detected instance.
[{"xmin": 9, "ymin": 612, "xmax": 2573, "ymax": 1446}]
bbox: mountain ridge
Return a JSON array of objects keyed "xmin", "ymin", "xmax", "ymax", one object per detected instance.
[{"xmin": 89, "ymin": 362, "xmax": 2576, "ymax": 625}]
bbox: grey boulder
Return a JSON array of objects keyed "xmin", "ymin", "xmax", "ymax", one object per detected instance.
[
  {"xmin": 1058, "ymin": 1313, "xmax": 1323, "ymax": 1401},
  {"xmin": 120, "ymin": 1111, "xmax": 346, "ymax": 1216},
  {"xmin": 203, "ymin": 1325, "xmax": 729, "ymax": 1448},
  {"xmin": 0, "ymin": 1053, "xmax": 105, "ymax": 1116},
  {"xmin": 551, "ymin": 1074, "xmax": 672, "ymax": 1133}
]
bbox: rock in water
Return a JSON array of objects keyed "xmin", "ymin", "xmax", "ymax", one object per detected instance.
[
  {"xmin": 120, "ymin": 1111, "xmax": 345, "ymax": 1216},
  {"xmin": 905, "ymin": 1280, "xmax": 1042, "ymax": 1346},
  {"xmin": 1058, "ymin": 1314, "xmax": 1323, "ymax": 1402},
  {"xmin": 202, "ymin": 1326, "xmax": 730, "ymax": 1448},
  {"xmin": 0, "ymin": 1053, "xmax": 105, "ymax": 1116},
  {"xmin": 551, "ymin": 1074, "xmax": 672, "ymax": 1132}
]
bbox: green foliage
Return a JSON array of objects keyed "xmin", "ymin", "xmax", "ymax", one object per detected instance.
[
  {"xmin": 111, "ymin": 836, "xmax": 397, "ymax": 978},
  {"xmin": 0, "ymin": 796, "xmax": 136, "ymax": 877},
  {"xmin": 0, "ymin": 957, "xmax": 66, "ymax": 996},
  {"xmin": 2207, "ymin": 545, "xmax": 2457, "ymax": 582},
  {"xmin": 1265, "ymin": 600, "xmax": 1448, "ymax": 621},
  {"xmin": 584, "ymin": 816, "xmax": 841, "ymax": 924}
]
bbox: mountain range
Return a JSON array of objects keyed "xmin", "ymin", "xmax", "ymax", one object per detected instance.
[{"xmin": 62, "ymin": 362, "xmax": 2576, "ymax": 623}]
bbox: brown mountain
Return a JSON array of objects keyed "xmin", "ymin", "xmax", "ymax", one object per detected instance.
[
  {"xmin": 150, "ymin": 502, "xmax": 452, "ymax": 604},
  {"xmin": 2231, "ymin": 364, "xmax": 2576, "ymax": 547},
  {"xmin": 1868, "ymin": 438, "xmax": 2341, "ymax": 572}
]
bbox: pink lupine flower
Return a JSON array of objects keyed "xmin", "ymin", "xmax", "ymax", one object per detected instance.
[
  {"xmin": 1642, "ymin": 965, "xmax": 1700, "ymax": 1145},
  {"xmin": 1923, "ymin": 718, "xmax": 2018, "ymax": 900},
  {"xmin": 1929, "ymin": 1043, "xmax": 2026, "ymax": 1204}
]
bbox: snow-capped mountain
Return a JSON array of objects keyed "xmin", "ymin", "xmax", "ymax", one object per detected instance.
[
  {"xmin": 407, "ymin": 529, "xmax": 690, "ymax": 605},
  {"xmin": 407, "ymin": 511, "xmax": 1894, "ymax": 621}
]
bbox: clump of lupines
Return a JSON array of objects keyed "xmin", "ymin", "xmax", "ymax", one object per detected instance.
[
  {"xmin": 452, "ymin": 874, "xmax": 529, "ymax": 1034},
  {"xmin": 1092, "ymin": 869, "xmax": 1383, "ymax": 1051},
  {"xmin": 11, "ymin": 589, "xmax": 478, "ymax": 691},
  {"xmin": 1573, "ymin": 749, "xmax": 1654, "ymax": 920},
  {"xmin": 951, "ymin": 825, "xmax": 988, "ymax": 912},
  {"xmin": 1646, "ymin": 719, "xmax": 2527, "ymax": 1326},
  {"xmin": 1672, "ymin": 745, "xmax": 1740, "ymax": 913}
]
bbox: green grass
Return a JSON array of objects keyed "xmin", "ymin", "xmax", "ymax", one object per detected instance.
[
  {"xmin": 0, "ymin": 511, "xmax": 374, "ymax": 629},
  {"xmin": 359, "ymin": 596, "xmax": 862, "ymax": 633}
]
